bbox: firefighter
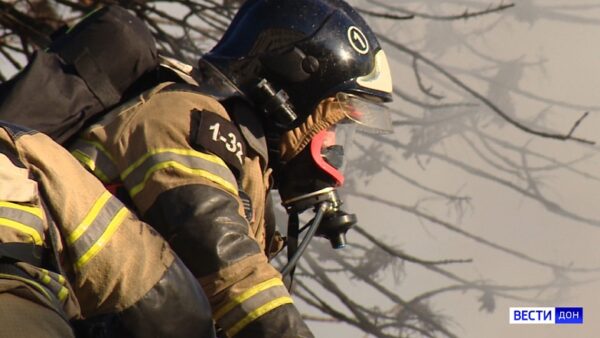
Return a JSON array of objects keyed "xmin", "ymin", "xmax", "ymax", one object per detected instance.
[
  {"xmin": 0, "ymin": 122, "xmax": 215, "ymax": 338},
  {"xmin": 69, "ymin": 0, "xmax": 394, "ymax": 336}
]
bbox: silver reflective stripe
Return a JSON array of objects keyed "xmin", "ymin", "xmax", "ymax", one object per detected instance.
[
  {"xmin": 70, "ymin": 139, "xmax": 119, "ymax": 183},
  {"xmin": 0, "ymin": 202, "xmax": 45, "ymax": 245},
  {"xmin": 122, "ymin": 149, "xmax": 238, "ymax": 197},
  {"xmin": 66, "ymin": 192, "xmax": 128, "ymax": 269},
  {"xmin": 215, "ymin": 279, "xmax": 293, "ymax": 336}
]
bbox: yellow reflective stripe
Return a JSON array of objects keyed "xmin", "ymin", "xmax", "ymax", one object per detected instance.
[
  {"xmin": 217, "ymin": 285, "xmax": 291, "ymax": 332},
  {"xmin": 0, "ymin": 217, "xmax": 43, "ymax": 245},
  {"xmin": 0, "ymin": 273, "xmax": 52, "ymax": 302},
  {"xmin": 0, "ymin": 201, "xmax": 43, "ymax": 219},
  {"xmin": 128, "ymin": 161, "xmax": 238, "ymax": 198},
  {"xmin": 214, "ymin": 278, "xmax": 285, "ymax": 320},
  {"xmin": 41, "ymin": 274, "xmax": 51, "ymax": 285},
  {"xmin": 71, "ymin": 150, "xmax": 111, "ymax": 183},
  {"xmin": 67, "ymin": 191, "xmax": 112, "ymax": 244},
  {"xmin": 39, "ymin": 270, "xmax": 69, "ymax": 302},
  {"xmin": 57, "ymin": 287, "xmax": 69, "ymax": 302},
  {"xmin": 226, "ymin": 296, "xmax": 294, "ymax": 337},
  {"xmin": 40, "ymin": 269, "xmax": 69, "ymax": 302},
  {"xmin": 74, "ymin": 207, "xmax": 128, "ymax": 269},
  {"xmin": 65, "ymin": 6, "xmax": 102, "ymax": 34},
  {"xmin": 71, "ymin": 139, "xmax": 119, "ymax": 182},
  {"xmin": 84, "ymin": 139, "xmax": 115, "ymax": 162},
  {"xmin": 40, "ymin": 269, "xmax": 53, "ymax": 285},
  {"xmin": 71, "ymin": 149, "xmax": 94, "ymax": 170},
  {"xmin": 121, "ymin": 148, "xmax": 229, "ymax": 180}
]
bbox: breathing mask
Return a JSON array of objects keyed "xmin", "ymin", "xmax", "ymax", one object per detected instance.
[{"xmin": 277, "ymin": 94, "xmax": 392, "ymax": 275}]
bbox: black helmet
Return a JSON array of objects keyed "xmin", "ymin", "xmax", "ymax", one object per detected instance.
[{"xmin": 202, "ymin": 0, "xmax": 393, "ymax": 130}]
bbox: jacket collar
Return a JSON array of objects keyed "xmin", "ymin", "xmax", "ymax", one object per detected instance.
[{"xmin": 227, "ymin": 98, "xmax": 269, "ymax": 167}]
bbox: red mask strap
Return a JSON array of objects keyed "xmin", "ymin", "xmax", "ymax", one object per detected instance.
[{"xmin": 310, "ymin": 130, "xmax": 344, "ymax": 186}]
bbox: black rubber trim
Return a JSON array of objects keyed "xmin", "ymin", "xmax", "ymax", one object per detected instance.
[
  {"xmin": 0, "ymin": 243, "xmax": 46, "ymax": 266},
  {"xmin": 116, "ymin": 256, "xmax": 216, "ymax": 338},
  {"xmin": 143, "ymin": 184, "xmax": 261, "ymax": 277}
]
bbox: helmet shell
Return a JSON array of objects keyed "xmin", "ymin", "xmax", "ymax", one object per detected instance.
[{"xmin": 203, "ymin": 0, "xmax": 392, "ymax": 129}]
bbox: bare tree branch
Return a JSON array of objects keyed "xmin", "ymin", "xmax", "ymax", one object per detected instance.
[
  {"xmin": 366, "ymin": 0, "xmax": 515, "ymax": 21},
  {"xmin": 349, "ymin": 187, "xmax": 600, "ymax": 272},
  {"xmin": 413, "ymin": 56, "xmax": 445, "ymax": 100},
  {"xmin": 379, "ymin": 34, "xmax": 595, "ymax": 144}
]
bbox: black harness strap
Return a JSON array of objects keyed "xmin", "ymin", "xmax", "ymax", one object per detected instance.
[
  {"xmin": 283, "ymin": 212, "xmax": 299, "ymax": 291},
  {"xmin": 0, "ymin": 262, "xmax": 36, "ymax": 283},
  {"xmin": 0, "ymin": 243, "xmax": 46, "ymax": 266},
  {"xmin": 58, "ymin": 47, "xmax": 121, "ymax": 108}
]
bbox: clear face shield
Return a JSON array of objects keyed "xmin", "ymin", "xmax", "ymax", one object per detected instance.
[
  {"xmin": 335, "ymin": 92, "xmax": 393, "ymax": 134},
  {"xmin": 305, "ymin": 92, "xmax": 392, "ymax": 190}
]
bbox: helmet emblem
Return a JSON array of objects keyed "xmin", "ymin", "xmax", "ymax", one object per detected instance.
[{"xmin": 347, "ymin": 26, "xmax": 369, "ymax": 54}]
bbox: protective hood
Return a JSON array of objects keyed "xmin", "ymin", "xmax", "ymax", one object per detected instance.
[{"xmin": 280, "ymin": 97, "xmax": 347, "ymax": 163}]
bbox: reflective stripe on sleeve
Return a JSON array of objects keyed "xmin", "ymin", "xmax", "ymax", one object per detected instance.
[
  {"xmin": 121, "ymin": 148, "xmax": 238, "ymax": 197},
  {"xmin": 0, "ymin": 202, "xmax": 45, "ymax": 245},
  {"xmin": 70, "ymin": 139, "xmax": 119, "ymax": 183},
  {"xmin": 0, "ymin": 272, "xmax": 53, "ymax": 302},
  {"xmin": 66, "ymin": 191, "xmax": 128, "ymax": 270},
  {"xmin": 227, "ymin": 296, "xmax": 294, "ymax": 337},
  {"xmin": 39, "ymin": 269, "xmax": 69, "ymax": 303},
  {"xmin": 214, "ymin": 278, "xmax": 293, "ymax": 337}
]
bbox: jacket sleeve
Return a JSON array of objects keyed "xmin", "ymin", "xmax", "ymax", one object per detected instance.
[
  {"xmin": 74, "ymin": 88, "xmax": 313, "ymax": 337},
  {"xmin": 74, "ymin": 256, "xmax": 216, "ymax": 338},
  {"xmin": 115, "ymin": 256, "xmax": 215, "ymax": 338},
  {"xmin": 144, "ymin": 184, "xmax": 312, "ymax": 337},
  {"xmin": 11, "ymin": 127, "xmax": 215, "ymax": 337}
]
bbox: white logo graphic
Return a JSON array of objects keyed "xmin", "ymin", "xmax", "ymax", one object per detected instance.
[{"xmin": 347, "ymin": 26, "xmax": 369, "ymax": 54}]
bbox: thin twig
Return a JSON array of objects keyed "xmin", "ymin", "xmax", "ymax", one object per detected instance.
[
  {"xmin": 366, "ymin": 0, "xmax": 514, "ymax": 21},
  {"xmin": 567, "ymin": 111, "xmax": 589, "ymax": 138},
  {"xmin": 413, "ymin": 56, "xmax": 445, "ymax": 100},
  {"xmin": 379, "ymin": 35, "xmax": 596, "ymax": 145}
]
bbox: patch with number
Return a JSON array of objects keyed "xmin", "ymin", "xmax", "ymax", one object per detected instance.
[{"xmin": 191, "ymin": 109, "xmax": 246, "ymax": 176}]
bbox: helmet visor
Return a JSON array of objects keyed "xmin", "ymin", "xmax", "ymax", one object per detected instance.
[{"xmin": 335, "ymin": 92, "xmax": 393, "ymax": 134}]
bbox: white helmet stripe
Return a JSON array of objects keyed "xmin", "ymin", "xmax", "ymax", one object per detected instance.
[{"xmin": 356, "ymin": 50, "xmax": 393, "ymax": 94}]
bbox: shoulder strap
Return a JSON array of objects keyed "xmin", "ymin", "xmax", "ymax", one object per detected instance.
[
  {"xmin": 57, "ymin": 46, "xmax": 120, "ymax": 108},
  {"xmin": 0, "ymin": 243, "xmax": 46, "ymax": 266}
]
